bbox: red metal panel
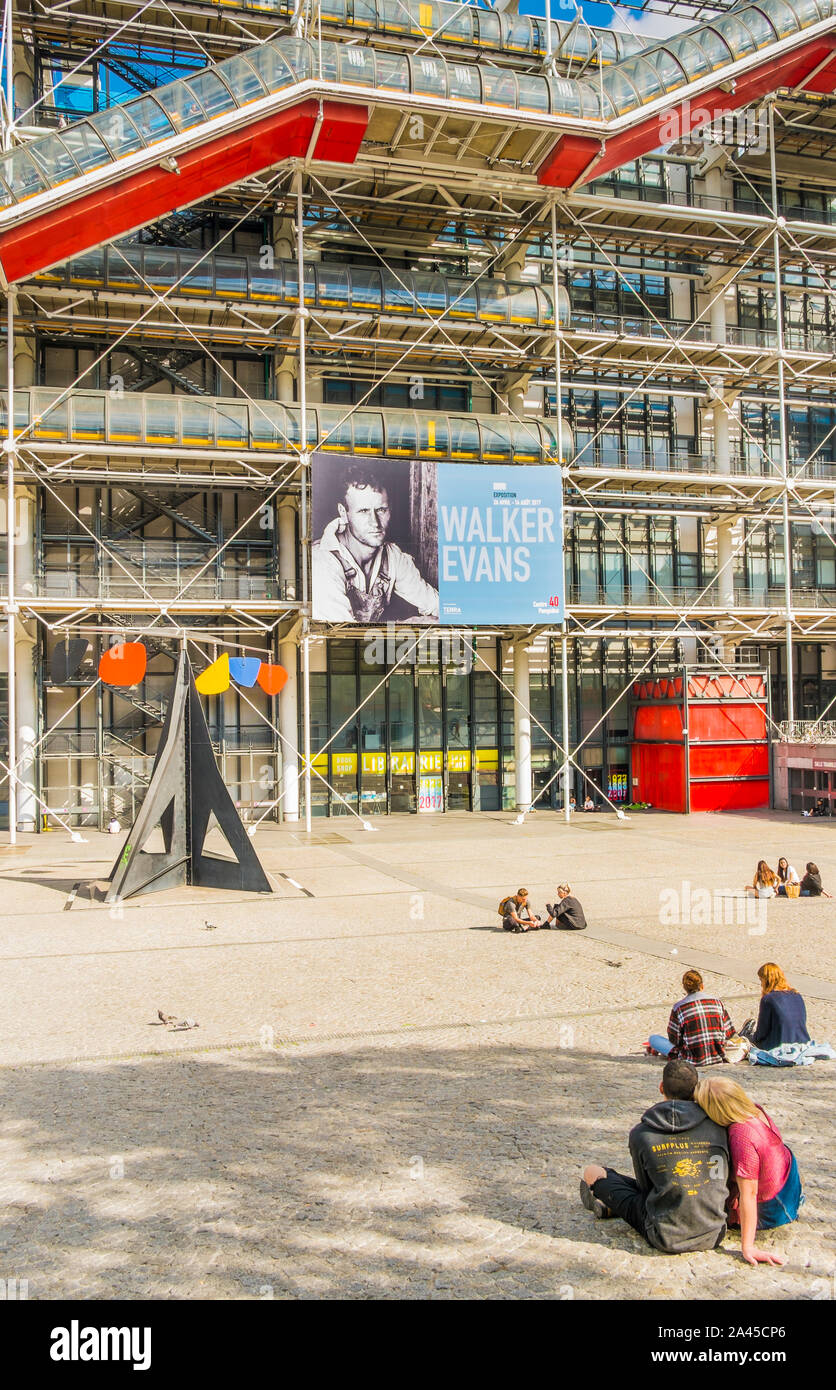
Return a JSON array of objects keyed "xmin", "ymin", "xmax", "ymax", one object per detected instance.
[
  {"xmin": 581, "ymin": 39, "xmax": 836, "ymax": 183},
  {"xmin": 0, "ymin": 99, "xmax": 369, "ymax": 284},
  {"xmin": 689, "ymin": 779, "xmax": 770, "ymax": 812},
  {"xmin": 537, "ymin": 133, "xmax": 600, "ymax": 188},
  {"xmin": 632, "ymin": 742, "xmax": 686, "ymax": 812},
  {"xmin": 689, "ymin": 703, "xmax": 766, "ymax": 742},
  {"xmin": 689, "ymin": 744, "xmax": 769, "ymax": 779},
  {"xmin": 633, "ymin": 704, "xmax": 684, "ymax": 741},
  {"xmin": 313, "ymin": 101, "xmax": 369, "ymax": 163}
]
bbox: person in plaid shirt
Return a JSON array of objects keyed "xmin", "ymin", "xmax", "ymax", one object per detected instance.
[{"xmin": 648, "ymin": 969, "xmax": 736, "ymax": 1067}]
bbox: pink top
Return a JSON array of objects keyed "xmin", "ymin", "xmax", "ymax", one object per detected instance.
[{"xmin": 727, "ymin": 1107, "xmax": 791, "ymax": 1220}]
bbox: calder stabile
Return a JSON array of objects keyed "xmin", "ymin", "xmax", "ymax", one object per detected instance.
[{"xmin": 105, "ymin": 651, "xmax": 271, "ymax": 901}]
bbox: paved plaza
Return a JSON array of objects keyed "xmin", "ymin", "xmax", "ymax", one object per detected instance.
[{"xmin": 0, "ymin": 808, "xmax": 834, "ymax": 1300}]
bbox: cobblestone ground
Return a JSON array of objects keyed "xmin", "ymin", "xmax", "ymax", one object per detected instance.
[{"xmin": 0, "ymin": 809, "xmax": 833, "ymax": 1300}]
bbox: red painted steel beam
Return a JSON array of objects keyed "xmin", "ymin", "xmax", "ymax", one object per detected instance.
[
  {"xmin": 538, "ymin": 36, "xmax": 836, "ymax": 188},
  {"xmin": 0, "ymin": 99, "xmax": 368, "ymax": 284}
]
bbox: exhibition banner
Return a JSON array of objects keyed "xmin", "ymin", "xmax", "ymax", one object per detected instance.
[
  {"xmin": 436, "ymin": 463, "xmax": 564, "ymax": 624},
  {"xmin": 311, "ymin": 453, "xmax": 564, "ymax": 625}
]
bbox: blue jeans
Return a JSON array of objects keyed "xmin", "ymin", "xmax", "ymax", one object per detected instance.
[
  {"xmin": 758, "ymin": 1152, "xmax": 804, "ymax": 1229},
  {"xmin": 648, "ymin": 1034, "xmax": 673, "ymax": 1056}
]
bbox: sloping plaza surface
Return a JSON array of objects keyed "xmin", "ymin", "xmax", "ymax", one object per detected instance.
[{"xmin": 0, "ymin": 809, "xmax": 833, "ymax": 1300}]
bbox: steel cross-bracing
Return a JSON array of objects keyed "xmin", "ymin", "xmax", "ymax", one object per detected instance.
[{"xmin": 1, "ymin": 0, "xmax": 835, "ymax": 831}]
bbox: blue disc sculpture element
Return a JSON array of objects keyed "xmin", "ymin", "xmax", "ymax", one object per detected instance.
[{"xmin": 228, "ymin": 656, "xmax": 262, "ymax": 687}]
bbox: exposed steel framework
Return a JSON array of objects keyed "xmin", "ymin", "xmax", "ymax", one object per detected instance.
[{"xmin": 0, "ymin": 0, "xmax": 835, "ymax": 834}]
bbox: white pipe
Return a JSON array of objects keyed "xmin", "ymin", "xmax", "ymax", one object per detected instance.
[
  {"xmin": 769, "ymin": 101, "xmax": 795, "ymax": 726},
  {"xmin": 6, "ymin": 281, "xmax": 15, "ymax": 841},
  {"xmin": 297, "ymin": 169, "xmax": 313, "ymax": 833}
]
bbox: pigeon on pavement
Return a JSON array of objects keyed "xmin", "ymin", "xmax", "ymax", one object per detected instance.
[{"xmin": 157, "ymin": 1009, "xmax": 176, "ymax": 1025}]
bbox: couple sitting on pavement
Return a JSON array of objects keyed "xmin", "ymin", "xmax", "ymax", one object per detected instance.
[
  {"xmin": 580, "ymin": 1060, "xmax": 803, "ymax": 1264},
  {"xmin": 646, "ymin": 964, "xmax": 834, "ymax": 1068},
  {"xmin": 501, "ymin": 886, "xmax": 587, "ymax": 932}
]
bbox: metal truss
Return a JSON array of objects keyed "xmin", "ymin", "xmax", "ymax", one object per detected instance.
[{"xmin": 2, "ymin": 0, "xmax": 836, "ymax": 836}]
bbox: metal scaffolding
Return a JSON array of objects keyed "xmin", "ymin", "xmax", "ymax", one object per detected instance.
[{"xmin": 0, "ymin": 0, "xmax": 835, "ymax": 829}]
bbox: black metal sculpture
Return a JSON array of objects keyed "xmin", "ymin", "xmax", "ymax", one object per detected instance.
[{"xmin": 106, "ymin": 651, "xmax": 272, "ymax": 901}]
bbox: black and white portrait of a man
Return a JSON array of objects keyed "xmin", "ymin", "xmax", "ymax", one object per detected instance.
[{"xmin": 312, "ymin": 455, "xmax": 439, "ymax": 623}]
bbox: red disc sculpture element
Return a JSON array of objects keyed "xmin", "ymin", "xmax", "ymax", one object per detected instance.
[
  {"xmin": 99, "ymin": 642, "xmax": 148, "ymax": 687},
  {"xmin": 256, "ymin": 663, "xmax": 289, "ymax": 696}
]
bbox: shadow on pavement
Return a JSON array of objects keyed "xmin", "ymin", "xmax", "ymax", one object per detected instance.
[{"xmin": 0, "ymin": 1042, "xmax": 831, "ymax": 1299}]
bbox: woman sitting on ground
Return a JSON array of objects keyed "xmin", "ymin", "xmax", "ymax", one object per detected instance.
[
  {"xmin": 775, "ymin": 857, "xmax": 800, "ymax": 897},
  {"xmin": 544, "ymin": 884, "xmax": 587, "ymax": 931},
  {"xmin": 744, "ymin": 860, "xmax": 778, "ymax": 898},
  {"xmin": 694, "ymin": 1076, "xmax": 803, "ymax": 1266},
  {"xmin": 502, "ymin": 888, "xmax": 542, "ymax": 933},
  {"xmin": 800, "ymin": 861, "xmax": 831, "ymax": 897},
  {"xmin": 647, "ymin": 969, "xmax": 736, "ymax": 1068},
  {"xmin": 749, "ymin": 963, "xmax": 810, "ymax": 1051}
]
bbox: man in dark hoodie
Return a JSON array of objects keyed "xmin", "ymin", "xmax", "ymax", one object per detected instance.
[{"xmin": 579, "ymin": 1059, "xmax": 730, "ymax": 1253}]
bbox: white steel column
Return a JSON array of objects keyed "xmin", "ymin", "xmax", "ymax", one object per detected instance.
[
  {"xmin": 716, "ymin": 518, "xmax": 736, "ymax": 608},
  {"xmin": 768, "ymin": 100, "xmax": 795, "ymax": 725},
  {"xmin": 551, "ymin": 199, "xmax": 571, "ymax": 822},
  {"xmin": 10, "ymin": 323, "xmax": 34, "ymax": 830},
  {"xmin": 296, "ymin": 169, "xmax": 312, "ymax": 833},
  {"xmin": 5, "ymin": 284, "xmax": 15, "ymax": 841},
  {"xmin": 278, "ymin": 500, "xmax": 299, "ymax": 822},
  {"xmin": 561, "ymin": 627, "xmax": 571, "ymax": 821},
  {"xmin": 14, "ymin": 484, "xmax": 35, "ymax": 830},
  {"xmin": 712, "ymin": 386, "xmax": 731, "ymax": 473},
  {"xmin": 513, "ymin": 641, "xmax": 532, "ymax": 815}
]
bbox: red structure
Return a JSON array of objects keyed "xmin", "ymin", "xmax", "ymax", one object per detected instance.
[
  {"xmin": 630, "ymin": 668, "xmax": 770, "ymax": 814},
  {"xmin": 0, "ymin": 100, "xmax": 368, "ymax": 285}
]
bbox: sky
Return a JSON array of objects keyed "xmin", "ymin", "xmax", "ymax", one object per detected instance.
[{"xmin": 516, "ymin": 0, "xmax": 694, "ymax": 37}]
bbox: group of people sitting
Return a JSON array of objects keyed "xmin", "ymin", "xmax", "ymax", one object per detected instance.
[
  {"xmin": 802, "ymin": 798, "xmax": 831, "ymax": 818},
  {"xmin": 500, "ymin": 886, "xmax": 587, "ymax": 932},
  {"xmin": 567, "ymin": 793, "xmax": 597, "ymax": 812},
  {"xmin": 646, "ymin": 965, "xmax": 816, "ymax": 1067},
  {"xmin": 580, "ymin": 1060, "xmax": 802, "ymax": 1265},
  {"xmin": 744, "ymin": 857, "xmax": 829, "ymax": 898}
]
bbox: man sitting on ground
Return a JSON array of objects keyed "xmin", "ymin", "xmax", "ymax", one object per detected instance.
[
  {"xmin": 544, "ymin": 884, "xmax": 587, "ymax": 931},
  {"xmin": 579, "ymin": 1059, "xmax": 730, "ymax": 1253},
  {"xmin": 501, "ymin": 888, "xmax": 543, "ymax": 933}
]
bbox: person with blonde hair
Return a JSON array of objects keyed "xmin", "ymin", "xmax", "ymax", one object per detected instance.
[
  {"xmin": 580, "ymin": 1059, "xmax": 730, "ymax": 1253},
  {"xmin": 543, "ymin": 884, "xmax": 587, "ymax": 931},
  {"xmin": 749, "ymin": 963, "xmax": 810, "ymax": 1053},
  {"xmin": 646, "ymin": 968, "xmax": 736, "ymax": 1067},
  {"xmin": 744, "ymin": 860, "xmax": 778, "ymax": 898},
  {"xmin": 694, "ymin": 1076, "xmax": 803, "ymax": 1266}
]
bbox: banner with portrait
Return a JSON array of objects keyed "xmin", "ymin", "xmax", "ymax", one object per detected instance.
[{"xmin": 311, "ymin": 452, "xmax": 564, "ymax": 625}]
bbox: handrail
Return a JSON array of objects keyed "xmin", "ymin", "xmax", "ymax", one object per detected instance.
[
  {"xmin": 193, "ymin": 0, "xmax": 653, "ymax": 63},
  {"xmin": 30, "ymin": 247, "xmax": 835, "ymax": 354},
  {"xmin": 779, "ymin": 719, "xmax": 836, "ymax": 740},
  {"xmin": 31, "ymin": 245, "xmax": 571, "ymax": 328},
  {"xmin": 1, "ymin": 386, "xmax": 574, "ymax": 464}
]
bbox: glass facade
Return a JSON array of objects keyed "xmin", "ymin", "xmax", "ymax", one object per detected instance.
[{"xmin": 303, "ymin": 636, "xmax": 686, "ymax": 816}]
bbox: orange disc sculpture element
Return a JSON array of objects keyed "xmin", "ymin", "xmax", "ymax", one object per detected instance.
[
  {"xmin": 195, "ymin": 653, "xmax": 230, "ymax": 695},
  {"xmin": 99, "ymin": 642, "xmax": 147, "ymax": 687},
  {"xmin": 256, "ymin": 663, "xmax": 289, "ymax": 696}
]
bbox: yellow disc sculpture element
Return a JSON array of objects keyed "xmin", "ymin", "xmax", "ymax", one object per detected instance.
[{"xmin": 194, "ymin": 653, "xmax": 230, "ymax": 695}]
